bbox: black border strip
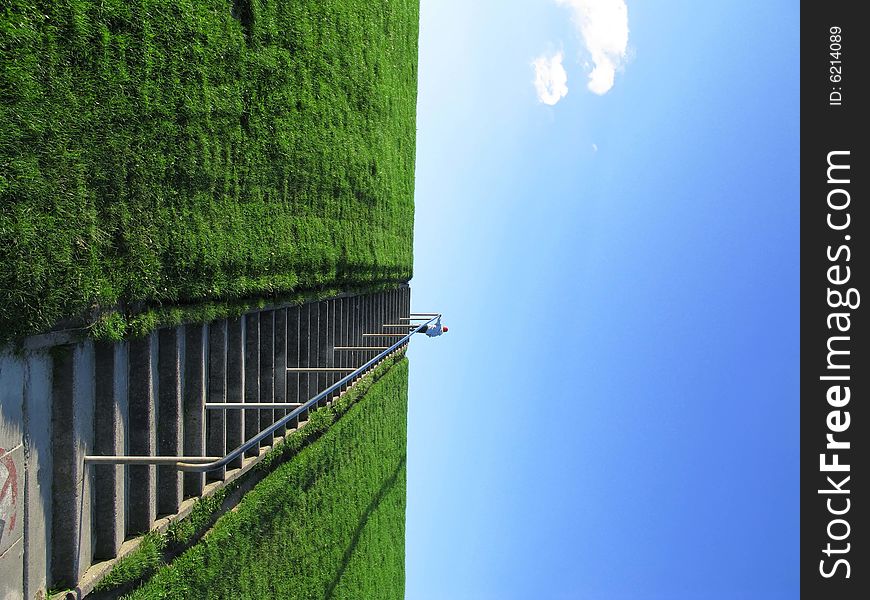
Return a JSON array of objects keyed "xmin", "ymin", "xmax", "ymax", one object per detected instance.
[{"xmin": 801, "ymin": 5, "xmax": 867, "ymax": 597}]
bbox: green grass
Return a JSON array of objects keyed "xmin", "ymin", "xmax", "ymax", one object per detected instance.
[
  {"xmin": 93, "ymin": 532, "xmax": 167, "ymax": 595},
  {"xmin": 0, "ymin": 0, "xmax": 418, "ymax": 342},
  {"xmin": 94, "ymin": 355, "xmax": 408, "ymax": 600}
]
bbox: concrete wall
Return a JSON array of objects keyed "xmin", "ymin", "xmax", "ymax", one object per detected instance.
[
  {"xmin": 1, "ymin": 341, "xmax": 56, "ymax": 600},
  {"xmin": 1, "ymin": 354, "xmax": 25, "ymax": 600}
]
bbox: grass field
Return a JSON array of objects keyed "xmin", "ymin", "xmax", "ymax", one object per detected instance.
[
  {"xmin": 0, "ymin": 0, "xmax": 419, "ymax": 341},
  {"xmin": 94, "ymin": 356, "xmax": 409, "ymax": 600}
]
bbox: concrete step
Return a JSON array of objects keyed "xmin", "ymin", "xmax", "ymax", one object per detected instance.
[
  {"xmin": 93, "ymin": 341, "xmax": 126, "ymax": 560},
  {"xmin": 50, "ymin": 342, "xmax": 94, "ymax": 587},
  {"xmin": 243, "ymin": 313, "xmax": 261, "ymax": 458},
  {"xmin": 225, "ymin": 317, "xmax": 244, "ymax": 470},
  {"xmin": 157, "ymin": 327, "xmax": 183, "ymax": 516},
  {"xmin": 206, "ymin": 320, "xmax": 227, "ymax": 483},
  {"xmin": 183, "ymin": 325, "xmax": 207, "ymax": 498},
  {"xmin": 127, "ymin": 334, "xmax": 156, "ymax": 535}
]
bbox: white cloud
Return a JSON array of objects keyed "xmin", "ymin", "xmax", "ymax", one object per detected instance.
[
  {"xmin": 557, "ymin": 0, "xmax": 629, "ymax": 95},
  {"xmin": 591, "ymin": 143, "xmax": 598, "ymax": 152},
  {"xmin": 532, "ymin": 51, "xmax": 569, "ymax": 105}
]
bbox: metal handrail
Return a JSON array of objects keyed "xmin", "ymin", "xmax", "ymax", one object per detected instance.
[{"xmin": 84, "ymin": 314, "xmax": 440, "ymax": 472}]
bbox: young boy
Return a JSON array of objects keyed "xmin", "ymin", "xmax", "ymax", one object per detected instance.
[{"xmin": 417, "ymin": 316, "xmax": 448, "ymax": 337}]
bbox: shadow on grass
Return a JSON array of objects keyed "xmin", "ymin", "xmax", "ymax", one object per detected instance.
[
  {"xmin": 323, "ymin": 454, "xmax": 407, "ymax": 600},
  {"xmin": 231, "ymin": 0, "xmax": 254, "ymax": 44}
]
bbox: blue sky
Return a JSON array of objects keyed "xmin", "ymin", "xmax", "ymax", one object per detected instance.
[{"xmin": 405, "ymin": 1, "xmax": 799, "ymax": 599}]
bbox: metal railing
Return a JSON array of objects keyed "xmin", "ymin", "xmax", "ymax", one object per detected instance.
[{"xmin": 84, "ymin": 312, "xmax": 440, "ymax": 472}]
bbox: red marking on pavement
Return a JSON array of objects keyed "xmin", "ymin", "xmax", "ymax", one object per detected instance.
[{"xmin": 0, "ymin": 448, "xmax": 19, "ymax": 541}]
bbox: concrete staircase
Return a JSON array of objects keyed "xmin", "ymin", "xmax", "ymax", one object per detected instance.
[{"xmin": 0, "ymin": 287, "xmax": 411, "ymax": 599}]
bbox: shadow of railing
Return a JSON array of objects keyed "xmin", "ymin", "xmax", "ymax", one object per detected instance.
[{"xmin": 323, "ymin": 454, "xmax": 407, "ymax": 600}]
